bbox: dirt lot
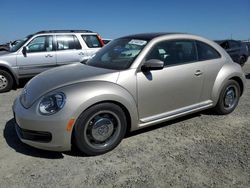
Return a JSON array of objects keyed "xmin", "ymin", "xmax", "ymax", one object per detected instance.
[{"xmin": 0, "ymin": 60, "xmax": 250, "ymax": 188}]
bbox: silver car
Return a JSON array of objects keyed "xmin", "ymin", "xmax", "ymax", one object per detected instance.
[
  {"xmin": 0, "ymin": 30, "xmax": 104, "ymax": 92},
  {"xmin": 13, "ymin": 33, "xmax": 246, "ymax": 155}
]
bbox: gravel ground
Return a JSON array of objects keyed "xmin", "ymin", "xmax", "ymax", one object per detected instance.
[{"xmin": 0, "ymin": 60, "xmax": 250, "ymax": 188}]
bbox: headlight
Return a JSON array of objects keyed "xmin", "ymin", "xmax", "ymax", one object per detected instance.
[{"xmin": 39, "ymin": 92, "xmax": 66, "ymax": 115}]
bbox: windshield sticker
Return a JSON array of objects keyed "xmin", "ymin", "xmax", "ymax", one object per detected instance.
[{"xmin": 128, "ymin": 39, "xmax": 147, "ymax": 46}]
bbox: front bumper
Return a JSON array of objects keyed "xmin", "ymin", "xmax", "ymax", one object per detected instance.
[{"xmin": 13, "ymin": 98, "xmax": 73, "ymax": 151}]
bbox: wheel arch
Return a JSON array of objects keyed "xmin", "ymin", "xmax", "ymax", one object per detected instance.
[
  {"xmin": 211, "ymin": 63, "xmax": 245, "ymax": 104},
  {"xmin": 76, "ymin": 100, "xmax": 132, "ymax": 134},
  {"xmin": 0, "ymin": 64, "xmax": 18, "ymax": 85},
  {"xmin": 70, "ymin": 99, "xmax": 135, "ymax": 149},
  {"xmin": 64, "ymin": 81, "xmax": 139, "ymax": 145},
  {"xmin": 230, "ymin": 76, "xmax": 244, "ymax": 96}
]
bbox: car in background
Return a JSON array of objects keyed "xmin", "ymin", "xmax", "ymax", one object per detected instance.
[
  {"xmin": 0, "ymin": 30, "xmax": 104, "ymax": 92},
  {"xmin": 215, "ymin": 40, "xmax": 248, "ymax": 66},
  {"xmin": 0, "ymin": 40, "xmax": 21, "ymax": 51},
  {"xmin": 9, "ymin": 40, "xmax": 22, "ymax": 48},
  {"xmin": 0, "ymin": 44, "xmax": 9, "ymax": 51},
  {"xmin": 13, "ymin": 33, "xmax": 245, "ymax": 155},
  {"xmin": 244, "ymin": 42, "xmax": 250, "ymax": 57},
  {"xmin": 102, "ymin": 38, "xmax": 112, "ymax": 45}
]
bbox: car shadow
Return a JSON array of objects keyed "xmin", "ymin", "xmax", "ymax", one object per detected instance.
[
  {"xmin": 3, "ymin": 119, "xmax": 64, "ymax": 159},
  {"xmin": 4, "ymin": 118, "xmax": 93, "ymax": 158},
  {"xmin": 15, "ymin": 78, "xmax": 31, "ymax": 89},
  {"xmin": 4, "ymin": 111, "xmax": 209, "ymax": 158},
  {"xmin": 125, "ymin": 112, "xmax": 203, "ymax": 138}
]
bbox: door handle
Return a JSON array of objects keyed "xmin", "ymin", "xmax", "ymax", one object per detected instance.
[
  {"xmin": 194, "ymin": 70, "xmax": 203, "ymax": 76},
  {"xmin": 45, "ymin": 54, "xmax": 53, "ymax": 58},
  {"xmin": 78, "ymin": 52, "xmax": 84, "ymax": 56}
]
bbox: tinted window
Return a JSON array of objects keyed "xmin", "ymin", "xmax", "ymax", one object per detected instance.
[
  {"xmin": 82, "ymin": 35, "xmax": 102, "ymax": 48},
  {"xmin": 103, "ymin": 39, "xmax": 111, "ymax": 45},
  {"xmin": 146, "ymin": 40, "xmax": 197, "ymax": 66},
  {"xmin": 27, "ymin": 35, "xmax": 53, "ymax": 53},
  {"xmin": 220, "ymin": 41, "xmax": 229, "ymax": 49},
  {"xmin": 9, "ymin": 35, "xmax": 33, "ymax": 52},
  {"xmin": 56, "ymin": 35, "xmax": 78, "ymax": 50},
  {"xmin": 196, "ymin": 41, "xmax": 221, "ymax": 61},
  {"xmin": 229, "ymin": 41, "xmax": 240, "ymax": 48}
]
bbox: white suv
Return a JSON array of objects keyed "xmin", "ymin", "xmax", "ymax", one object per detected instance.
[{"xmin": 0, "ymin": 30, "xmax": 104, "ymax": 92}]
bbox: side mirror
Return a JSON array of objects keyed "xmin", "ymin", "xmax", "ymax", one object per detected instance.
[
  {"xmin": 141, "ymin": 59, "xmax": 164, "ymax": 71},
  {"xmin": 22, "ymin": 46, "xmax": 27, "ymax": 56}
]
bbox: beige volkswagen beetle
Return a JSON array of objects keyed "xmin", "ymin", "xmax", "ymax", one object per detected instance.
[{"xmin": 13, "ymin": 33, "xmax": 246, "ymax": 155}]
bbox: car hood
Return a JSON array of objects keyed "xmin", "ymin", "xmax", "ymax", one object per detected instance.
[
  {"xmin": 21, "ymin": 63, "xmax": 119, "ymax": 108},
  {"xmin": 0, "ymin": 51, "xmax": 11, "ymax": 56}
]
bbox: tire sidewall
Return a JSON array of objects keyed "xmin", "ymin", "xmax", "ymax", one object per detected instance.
[
  {"xmin": 0, "ymin": 70, "xmax": 13, "ymax": 92},
  {"xmin": 216, "ymin": 80, "xmax": 240, "ymax": 115},
  {"xmin": 74, "ymin": 103, "xmax": 127, "ymax": 155}
]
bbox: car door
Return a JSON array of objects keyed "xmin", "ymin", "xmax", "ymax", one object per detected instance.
[
  {"xmin": 137, "ymin": 40, "xmax": 205, "ymax": 122},
  {"xmin": 17, "ymin": 35, "xmax": 56, "ymax": 76},
  {"xmin": 195, "ymin": 40, "xmax": 223, "ymax": 102},
  {"xmin": 55, "ymin": 35, "xmax": 84, "ymax": 66}
]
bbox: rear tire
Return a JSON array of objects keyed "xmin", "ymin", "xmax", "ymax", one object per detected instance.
[
  {"xmin": 0, "ymin": 70, "xmax": 13, "ymax": 93},
  {"xmin": 74, "ymin": 103, "xmax": 127, "ymax": 156},
  {"xmin": 214, "ymin": 80, "xmax": 240, "ymax": 115}
]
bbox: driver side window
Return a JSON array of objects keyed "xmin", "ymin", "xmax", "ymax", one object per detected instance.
[
  {"xmin": 27, "ymin": 36, "xmax": 53, "ymax": 53},
  {"xmin": 146, "ymin": 40, "xmax": 197, "ymax": 66}
]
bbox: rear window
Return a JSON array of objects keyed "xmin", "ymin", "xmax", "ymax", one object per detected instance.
[
  {"xmin": 82, "ymin": 35, "xmax": 102, "ymax": 48},
  {"xmin": 196, "ymin": 41, "xmax": 221, "ymax": 61},
  {"xmin": 229, "ymin": 41, "xmax": 240, "ymax": 48},
  {"xmin": 220, "ymin": 41, "xmax": 229, "ymax": 49}
]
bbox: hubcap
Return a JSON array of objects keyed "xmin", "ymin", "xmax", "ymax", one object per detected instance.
[
  {"xmin": 91, "ymin": 118, "xmax": 114, "ymax": 142},
  {"xmin": 84, "ymin": 111, "xmax": 121, "ymax": 149},
  {"xmin": 224, "ymin": 86, "xmax": 236, "ymax": 109},
  {"xmin": 0, "ymin": 75, "xmax": 8, "ymax": 89}
]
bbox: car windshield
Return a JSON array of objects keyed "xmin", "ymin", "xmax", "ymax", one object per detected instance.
[
  {"xmin": 85, "ymin": 38, "xmax": 148, "ymax": 70},
  {"xmin": 9, "ymin": 35, "xmax": 32, "ymax": 52}
]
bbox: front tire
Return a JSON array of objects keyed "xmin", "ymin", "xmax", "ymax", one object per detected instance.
[
  {"xmin": 74, "ymin": 103, "xmax": 127, "ymax": 155},
  {"xmin": 214, "ymin": 80, "xmax": 240, "ymax": 115},
  {"xmin": 0, "ymin": 70, "xmax": 13, "ymax": 93}
]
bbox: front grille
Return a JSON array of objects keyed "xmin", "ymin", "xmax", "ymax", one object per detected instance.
[{"xmin": 15, "ymin": 124, "xmax": 52, "ymax": 143}]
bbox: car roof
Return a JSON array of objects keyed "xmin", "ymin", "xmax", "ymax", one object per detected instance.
[
  {"xmin": 119, "ymin": 32, "xmax": 185, "ymax": 41},
  {"xmin": 35, "ymin": 30, "xmax": 94, "ymax": 34},
  {"xmin": 215, "ymin": 39, "xmax": 241, "ymax": 43}
]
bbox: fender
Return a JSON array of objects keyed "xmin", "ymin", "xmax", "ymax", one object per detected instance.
[
  {"xmin": 211, "ymin": 62, "xmax": 246, "ymax": 104},
  {"xmin": 60, "ymin": 81, "xmax": 139, "ymax": 132}
]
